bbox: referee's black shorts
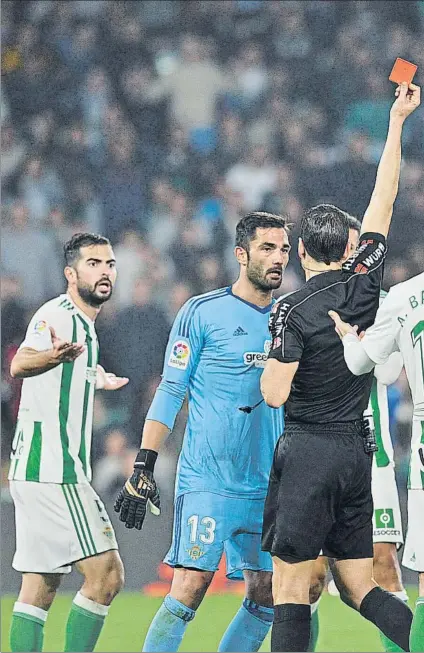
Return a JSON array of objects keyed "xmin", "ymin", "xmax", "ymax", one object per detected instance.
[{"xmin": 262, "ymin": 421, "xmax": 373, "ymax": 562}]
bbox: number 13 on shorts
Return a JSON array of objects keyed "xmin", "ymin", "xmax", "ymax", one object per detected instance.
[{"xmin": 187, "ymin": 514, "xmax": 216, "ymax": 544}]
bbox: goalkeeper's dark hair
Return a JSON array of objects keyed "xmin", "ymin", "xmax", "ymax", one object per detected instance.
[
  {"xmin": 64, "ymin": 233, "xmax": 111, "ymax": 267},
  {"xmin": 235, "ymin": 212, "xmax": 289, "ymax": 252},
  {"xmin": 300, "ymin": 204, "xmax": 350, "ymax": 265}
]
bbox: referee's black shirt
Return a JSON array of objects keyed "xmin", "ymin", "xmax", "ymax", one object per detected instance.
[{"xmin": 268, "ymin": 232, "xmax": 386, "ymax": 423}]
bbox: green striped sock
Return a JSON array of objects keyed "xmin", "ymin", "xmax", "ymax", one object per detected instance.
[
  {"xmin": 410, "ymin": 597, "xmax": 424, "ymax": 652},
  {"xmin": 65, "ymin": 592, "xmax": 108, "ymax": 652},
  {"xmin": 10, "ymin": 602, "xmax": 47, "ymax": 652}
]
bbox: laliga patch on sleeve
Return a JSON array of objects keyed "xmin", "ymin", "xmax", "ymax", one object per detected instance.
[
  {"xmin": 168, "ymin": 340, "xmax": 191, "ymax": 370},
  {"xmin": 33, "ymin": 320, "xmax": 48, "ymax": 334}
]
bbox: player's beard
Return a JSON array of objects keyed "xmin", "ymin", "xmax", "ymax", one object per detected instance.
[
  {"xmin": 76, "ymin": 276, "xmax": 113, "ymax": 307},
  {"xmin": 246, "ymin": 258, "xmax": 284, "ymax": 291}
]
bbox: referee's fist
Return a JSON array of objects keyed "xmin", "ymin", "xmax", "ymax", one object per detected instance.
[{"xmin": 391, "ymin": 82, "xmax": 421, "ymax": 121}]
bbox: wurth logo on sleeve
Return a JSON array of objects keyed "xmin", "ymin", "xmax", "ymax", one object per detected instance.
[{"xmin": 345, "ymin": 240, "xmax": 386, "ymax": 273}]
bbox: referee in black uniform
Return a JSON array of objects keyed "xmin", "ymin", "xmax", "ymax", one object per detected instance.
[{"xmin": 260, "ymin": 82, "xmax": 421, "ymax": 652}]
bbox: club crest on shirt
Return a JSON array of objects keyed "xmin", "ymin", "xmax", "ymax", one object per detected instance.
[{"xmin": 168, "ymin": 340, "xmax": 191, "ymax": 370}]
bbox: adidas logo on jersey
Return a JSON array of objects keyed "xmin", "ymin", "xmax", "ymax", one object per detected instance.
[{"xmin": 233, "ymin": 326, "xmax": 248, "ymax": 336}]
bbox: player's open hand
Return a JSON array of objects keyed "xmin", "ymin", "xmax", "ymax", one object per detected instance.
[
  {"xmin": 96, "ymin": 364, "xmax": 129, "ymax": 390},
  {"xmin": 49, "ymin": 326, "xmax": 85, "ymax": 363},
  {"xmin": 390, "ymin": 83, "xmax": 421, "ymax": 121},
  {"xmin": 328, "ymin": 311, "xmax": 363, "ymax": 340}
]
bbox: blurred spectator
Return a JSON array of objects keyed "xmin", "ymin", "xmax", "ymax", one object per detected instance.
[
  {"xmin": 143, "ymin": 33, "xmax": 228, "ymax": 134},
  {"xmin": 114, "ymin": 278, "xmax": 170, "ymax": 420},
  {"xmin": 18, "ymin": 155, "xmax": 65, "ymax": 226},
  {"xmin": 225, "ymin": 144, "xmax": 277, "ymax": 211},
  {"xmin": 2, "ymin": 200, "xmax": 63, "ymax": 307},
  {"xmin": 1, "ymin": 121, "xmax": 27, "ymax": 190},
  {"xmin": 113, "ymin": 230, "xmax": 149, "ymax": 308},
  {"xmin": 97, "ymin": 131, "xmax": 150, "ymax": 242},
  {"xmin": 92, "ymin": 429, "xmax": 129, "ymax": 499}
]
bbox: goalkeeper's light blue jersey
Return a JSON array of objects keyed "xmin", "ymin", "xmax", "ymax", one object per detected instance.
[{"xmin": 147, "ymin": 287, "xmax": 284, "ymax": 499}]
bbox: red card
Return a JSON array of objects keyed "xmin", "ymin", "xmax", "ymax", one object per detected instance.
[{"xmin": 389, "ymin": 58, "xmax": 417, "ymax": 85}]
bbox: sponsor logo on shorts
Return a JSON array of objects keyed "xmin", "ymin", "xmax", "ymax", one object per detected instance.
[
  {"xmin": 168, "ymin": 340, "xmax": 190, "ymax": 370},
  {"xmin": 375, "ymin": 508, "xmax": 395, "ymax": 529},
  {"xmin": 243, "ymin": 340, "xmax": 272, "ymax": 368},
  {"xmin": 187, "ymin": 545, "xmax": 205, "ymax": 561}
]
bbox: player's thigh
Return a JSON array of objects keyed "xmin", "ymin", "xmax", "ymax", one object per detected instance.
[
  {"xmin": 310, "ymin": 556, "xmax": 328, "ymax": 604},
  {"xmin": 225, "ymin": 497, "xmax": 272, "ymax": 584},
  {"xmin": 330, "ymin": 557, "xmax": 375, "ymax": 609},
  {"xmin": 243, "ymin": 570, "xmax": 273, "ymax": 607},
  {"xmin": 419, "ymin": 572, "xmax": 424, "ymax": 597},
  {"xmin": 75, "ymin": 549, "xmax": 124, "ymax": 594},
  {"xmin": 18, "ymin": 572, "xmax": 63, "ymax": 610},
  {"xmin": 372, "ymin": 542, "xmax": 403, "ymax": 591},
  {"xmin": 272, "ymin": 556, "xmax": 315, "ymax": 605},
  {"xmin": 164, "ymin": 492, "xmax": 227, "ymax": 574},
  {"xmin": 403, "ymin": 489, "xmax": 424, "ymax": 574},
  {"xmin": 170, "ymin": 567, "xmax": 215, "ymax": 610},
  {"xmin": 372, "ymin": 463, "xmax": 403, "ymax": 546}
]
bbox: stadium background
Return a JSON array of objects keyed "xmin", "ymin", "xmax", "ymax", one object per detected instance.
[{"xmin": 1, "ymin": 1, "xmax": 423, "ymax": 650}]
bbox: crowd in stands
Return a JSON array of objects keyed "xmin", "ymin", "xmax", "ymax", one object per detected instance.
[{"xmin": 2, "ymin": 0, "xmax": 423, "ymax": 495}]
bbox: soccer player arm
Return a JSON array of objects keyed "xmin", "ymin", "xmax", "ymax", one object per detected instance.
[
  {"xmin": 330, "ymin": 291, "xmax": 400, "ymax": 376},
  {"xmin": 261, "ymin": 359, "xmax": 298, "ymax": 408},
  {"xmin": 114, "ymin": 301, "xmax": 204, "ymax": 530},
  {"xmin": 361, "ymin": 83, "xmax": 420, "ymax": 238},
  {"xmin": 142, "ymin": 304, "xmax": 204, "ymax": 449},
  {"xmin": 261, "ymin": 300, "xmax": 302, "ymax": 408},
  {"xmin": 10, "ymin": 315, "xmax": 84, "ymax": 378}
]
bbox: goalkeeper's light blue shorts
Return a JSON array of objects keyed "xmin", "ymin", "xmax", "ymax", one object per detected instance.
[{"xmin": 164, "ymin": 491, "xmax": 272, "ymax": 579}]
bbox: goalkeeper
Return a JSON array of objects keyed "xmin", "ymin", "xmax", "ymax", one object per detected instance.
[{"xmin": 115, "ymin": 212, "xmax": 291, "ymax": 652}]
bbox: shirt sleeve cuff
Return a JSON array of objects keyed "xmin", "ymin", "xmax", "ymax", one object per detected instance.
[{"xmin": 342, "ymin": 333, "xmax": 376, "ymax": 375}]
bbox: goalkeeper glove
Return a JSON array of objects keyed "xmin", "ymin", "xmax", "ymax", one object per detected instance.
[{"xmin": 114, "ymin": 449, "xmax": 161, "ymax": 530}]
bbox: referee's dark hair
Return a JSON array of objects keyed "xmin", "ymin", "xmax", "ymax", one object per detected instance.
[
  {"xmin": 64, "ymin": 233, "xmax": 111, "ymax": 267},
  {"xmin": 346, "ymin": 214, "xmax": 362, "ymax": 233},
  {"xmin": 300, "ymin": 204, "xmax": 350, "ymax": 265},
  {"xmin": 235, "ymin": 212, "xmax": 289, "ymax": 252}
]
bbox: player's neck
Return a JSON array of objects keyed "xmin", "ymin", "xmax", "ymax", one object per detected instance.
[
  {"xmin": 231, "ymin": 279, "xmax": 272, "ymax": 307},
  {"xmin": 67, "ymin": 288, "xmax": 100, "ymax": 321},
  {"xmin": 301, "ymin": 257, "xmax": 342, "ymax": 281}
]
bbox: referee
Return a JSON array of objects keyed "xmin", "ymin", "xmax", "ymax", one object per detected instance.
[{"xmin": 260, "ymin": 82, "xmax": 420, "ymax": 652}]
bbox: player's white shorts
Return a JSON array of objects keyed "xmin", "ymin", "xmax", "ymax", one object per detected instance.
[
  {"xmin": 10, "ymin": 480, "xmax": 118, "ymax": 573},
  {"xmin": 371, "ymin": 464, "xmax": 403, "ymax": 545},
  {"xmin": 403, "ymin": 490, "xmax": 424, "ymax": 572}
]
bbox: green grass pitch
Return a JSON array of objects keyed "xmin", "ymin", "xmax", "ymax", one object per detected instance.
[{"xmin": 1, "ymin": 589, "xmax": 418, "ymax": 652}]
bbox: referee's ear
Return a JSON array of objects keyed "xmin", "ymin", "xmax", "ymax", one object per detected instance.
[{"xmin": 298, "ymin": 238, "xmax": 306, "ymax": 260}]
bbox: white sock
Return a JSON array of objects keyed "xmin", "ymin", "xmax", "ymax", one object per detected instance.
[
  {"xmin": 13, "ymin": 602, "xmax": 48, "ymax": 622},
  {"xmin": 73, "ymin": 591, "xmax": 109, "ymax": 617}
]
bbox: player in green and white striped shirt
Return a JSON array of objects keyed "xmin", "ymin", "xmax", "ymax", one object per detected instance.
[{"xmin": 8, "ymin": 233, "xmax": 129, "ymax": 653}]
